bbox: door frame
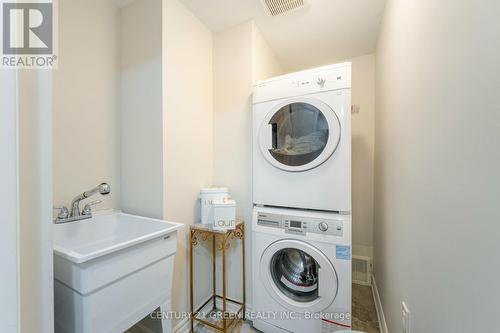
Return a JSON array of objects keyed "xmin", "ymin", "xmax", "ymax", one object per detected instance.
[{"xmin": 0, "ymin": 69, "xmax": 54, "ymax": 333}]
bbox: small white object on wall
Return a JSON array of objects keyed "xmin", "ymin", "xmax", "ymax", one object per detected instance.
[
  {"xmin": 402, "ymin": 301, "xmax": 411, "ymax": 333},
  {"xmin": 200, "ymin": 187, "xmax": 228, "ymax": 224},
  {"xmin": 212, "ymin": 198, "xmax": 236, "ymax": 230}
]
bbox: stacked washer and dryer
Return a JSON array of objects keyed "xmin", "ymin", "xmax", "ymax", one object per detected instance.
[{"xmin": 252, "ymin": 63, "xmax": 353, "ymax": 333}]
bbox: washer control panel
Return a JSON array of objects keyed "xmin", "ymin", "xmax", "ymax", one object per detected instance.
[{"xmin": 257, "ymin": 212, "xmax": 343, "ymax": 236}]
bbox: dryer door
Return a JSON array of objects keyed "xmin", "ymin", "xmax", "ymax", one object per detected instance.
[
  {"xmin": 260, "ymin": 239, "xmax": 338, "ymax": 313},
  {"xmin": 258, "ymin": 97, "xmax": 341, "ymax": 172}
]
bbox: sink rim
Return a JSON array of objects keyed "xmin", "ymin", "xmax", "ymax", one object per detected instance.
[{"xmin": 53, "ymin": 210, "xmax": 184, "ymax": 264}]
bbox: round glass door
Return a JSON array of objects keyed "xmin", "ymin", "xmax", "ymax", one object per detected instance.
[
  {"xmin": 259, "ymin": 98, "xmax": 341, "ymax": 172},
  {"xmin": 260, "ymin": 239, "xmax": 338, "ymax": 312},
  {"xmin": 270, "ymin": 248, "xmax": 319, "ymax": 303}
]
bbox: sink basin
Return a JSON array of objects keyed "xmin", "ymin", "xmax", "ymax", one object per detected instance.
[
  {"xmin": 54, "ymin": 210, "xmax": 182, "ymax": 263},
  {"xmin": 53, "ymin": 210, "xmax": 183, "ymax": 333}
]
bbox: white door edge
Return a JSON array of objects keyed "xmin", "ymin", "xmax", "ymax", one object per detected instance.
[
  {"xmin": 0, "ymin": 69, "xmax": 54, "ymax": 333},
  {"xmin": 37, "ymin": 69, "xmax": 55, "ymax": 333},
  {"xmin": 0, "ymin": 70, "xmax": 19, "ymax": 333}
]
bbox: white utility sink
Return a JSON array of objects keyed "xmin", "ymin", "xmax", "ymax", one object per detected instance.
[{"xmin": 53, "ymin": 210, "xmax": 183, "ymax": 333}]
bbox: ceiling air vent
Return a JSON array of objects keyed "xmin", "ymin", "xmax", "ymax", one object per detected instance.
[{"xmin": 261, "ymin": 0, "xmax": 306, "ymax": 16}]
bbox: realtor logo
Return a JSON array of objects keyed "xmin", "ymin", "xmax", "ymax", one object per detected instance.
[{"xmin": 1, "ymin": 0, "xmax": 57, "ymax": 68}]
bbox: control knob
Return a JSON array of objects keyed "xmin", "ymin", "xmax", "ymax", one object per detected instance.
[
  {"xmin": 317, "ymin": 76, "xmax": 326, "ymax": 87},
  {"xmin": 318, "ymin": 222, "xmax": 329, "ymax": 232}
]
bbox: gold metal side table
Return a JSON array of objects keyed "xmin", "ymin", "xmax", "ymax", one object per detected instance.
[{"xmin": 189, "ymin": 221, "xmax": 245, "ymax": 333}]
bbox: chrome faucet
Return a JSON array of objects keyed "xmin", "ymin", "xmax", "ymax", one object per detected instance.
[{"xmin": 54, "ymin": 183, "xmax": 111, "ymax": 224}]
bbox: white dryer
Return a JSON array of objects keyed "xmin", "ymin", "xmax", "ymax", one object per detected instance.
[
  {"xmin": 252, "ymin": 206, "xmax": 352, "ymax": 333},
  {"xmin": 253, "ymin": 63, "xmax": 351, "ymax": 212}
]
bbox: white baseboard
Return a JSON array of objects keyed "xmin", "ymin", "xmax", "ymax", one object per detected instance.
[{"xmin": 371, "ymin": 275, "xmax": 389, "ymax": 333}]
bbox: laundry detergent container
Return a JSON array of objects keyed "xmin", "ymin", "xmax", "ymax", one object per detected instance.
[{"xmin": 199, "ymin": 187, "xmax": 228, "ymax": 224}]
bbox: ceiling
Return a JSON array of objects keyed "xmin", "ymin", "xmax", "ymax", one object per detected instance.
[{"xmin": 180, "ymin": 0, "xmax": 386, "ymax": 71}]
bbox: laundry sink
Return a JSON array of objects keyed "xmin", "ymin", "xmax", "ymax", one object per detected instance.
[{"xmin": 53, "ymin": 210, "xmax": 183, "ymax": 333}]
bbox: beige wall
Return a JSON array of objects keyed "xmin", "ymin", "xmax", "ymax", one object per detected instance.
[
  {"xmin": 375, "ymin": 0, "xmax": 500, "ymax": 331},
  {"xmin": 54, "ymin": 0, "xmax": 214, "ymax": 329},
  {"xmin": 19, "ymin": 71, "xmax": 44, "ymax": 333},
  {"xmin": 350, "ymin": 54, "xmax": 375, "ymax": 258},
  {"xmin": 213, "ymin": 21, "xmax": 254, "ymax": 239},
  {"xmin": 0, "ymin": 71, "xmax": 18, "ymax": 333},
  {"xmin": 252, "ymin": 23, "xmax": 284, "ymax": 82},
  {"xmin": 53, "ymin": 0, "xmax": 120, "ymax": 210},
  {"xmin": 120, "ymin": 0, "xmax": 164, "ymax": 219},
  {"xmin": 213, "ymin": 21, "xmax": 254, "ymax": 308},
  {"xmin": 213, "ymin": 21, "xmax": 283, "ymax": 307},
  {"xmin": 162, "ymin": 0, "xmax": 213, "ymax": 328},
  {"xmin": 213, "ymin": 20, "xmax": 283, "ymax": 233},
  {"xmin": 18, "ymin": 70, "xmax": 54, "ymax": 333},
  {"xmin": 161, "ymin": 15, "xmax": 281, "ymax": 330}
]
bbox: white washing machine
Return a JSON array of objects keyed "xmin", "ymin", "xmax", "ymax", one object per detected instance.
[
  {"xmin": 253, "ymin": 63, "xmax": 352, "ymax": 212},
  {"xmin": 252, "ymin": 206, "xmax": 352, "ymax": 333}
]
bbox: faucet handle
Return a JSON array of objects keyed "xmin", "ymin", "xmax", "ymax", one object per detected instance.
[
  {"xmin": 53, "ymin": 206, "xmax": 69, "ymax": 220},
  {"xmin": 82, "ymin": 200, "xmax": 102, "ymax": 216}
]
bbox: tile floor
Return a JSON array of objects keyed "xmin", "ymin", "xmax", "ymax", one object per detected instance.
[
  {"xmin": 351, "ymin": 284, "xmax": 380, "ymax": 333},
  {"xmin": 195, "ymin": 319, "xmax": 255, "ymax": 333},
  {"xmin": 192, "ymin": 284, "xmax": 380, "ymax": 333},
  {"xmin": 126, "ymin": 284, "xmax": 379, "ymax": 332}
]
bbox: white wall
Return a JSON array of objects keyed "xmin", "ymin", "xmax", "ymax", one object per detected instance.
[
  {"xmin": 120, "ymin": 0, "xmax": 163, "ymax": 219},
  {"xmin": 213, "ymin": 21, "xmax": 283, "ymax": 307},
  {"xmin": 375, "ymin": 0, "xmax": 500, "ymax": 332},
  {"xmin": 18, "ymin": 70, "xmax": 54, "ymax": 333},
  {"xmin": 252, "ymin": 24, "xmax": 284, "ymax": 82},
  {"xmin": 350, "ymin": 54, "xmax": 375, "ymax": 258},
  {"xmin": 54, "ymin": 0, "xmax": 120, "ymax": 210},
  {"xmin": 1, "ymin": 72, "xmax": 54, "ymax": 333},
  {"xmin": 212, "ymin": 20, "xmax": 254, "ymax": 308},
  {"xmin": 162, "ymin": 0, "xmax": 213, "ymax": 328},
  {"xmin": 0, "ymin": 71, "xmax": 19, "ymax": 333},
  {"xmin": 119, "ymin": 2, "xmax": 168, "ymax": 331},
  {"xmin": 213, "ymin": 20, "xmax": 283, "ymax": 232},
  {"xmin": 213, "ymin": 21, "xmax": 254, "ymax": 238}
]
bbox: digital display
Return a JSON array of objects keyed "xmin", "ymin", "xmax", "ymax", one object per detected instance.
[{"xmin": 290, "ymin": 220, "xmax": 302, "ymax": 228}]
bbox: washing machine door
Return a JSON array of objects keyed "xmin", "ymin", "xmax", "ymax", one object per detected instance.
[
  {"xmin": 260, "ymin": 239, "xmax": 338, "ymax": 313},
  {"xmin": 258, "ymin": 97, "xmax": 341, "ymax": 172}
]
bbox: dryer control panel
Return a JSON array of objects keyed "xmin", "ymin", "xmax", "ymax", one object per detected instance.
[
  {"xmin": 253, "ymin": 63, "xmax": 352, "ymax": 104},
  {"xmin": 257, "ymin": 212, "xmax": 343, "ymax": 236}
]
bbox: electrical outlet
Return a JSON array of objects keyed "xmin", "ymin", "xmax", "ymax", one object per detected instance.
[{"xmin": 402, "ymin": 301, "xmax": 410, "ymax": 333}]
